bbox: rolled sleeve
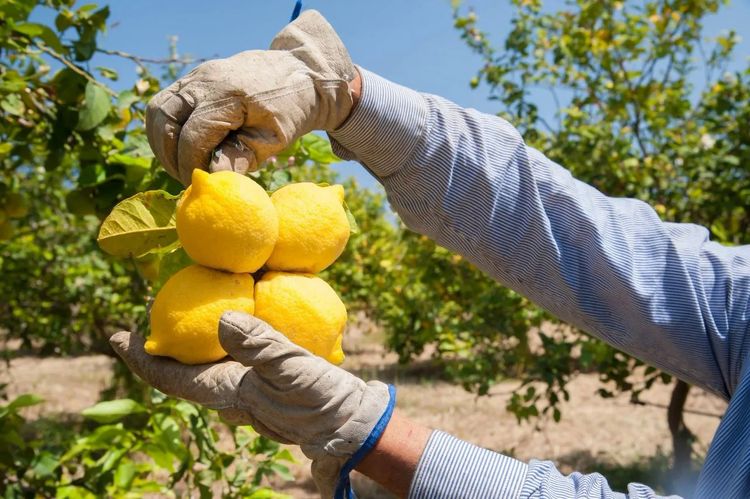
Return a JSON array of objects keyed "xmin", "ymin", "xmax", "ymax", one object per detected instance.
[
  {"xmin": 329, "ymin": 67, "xmax": 429, "ymax": 178},
  {"xmin": 408, "ymin": 431, "xmax": 527, "ymax": 499}
]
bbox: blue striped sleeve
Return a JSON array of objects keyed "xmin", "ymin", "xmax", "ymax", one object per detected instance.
[
  {"xmin": 330, "ymin": 67, "xmax": 750, "ymax": 498},
  {"xmin": 331, "ymin": 68, "xmax": 750, "ymax": 401},
  {"xmin": 408, "ymin": 431, "xmax": 527, "ymax": 499},
  {"xmin": 408, "ymin": 431, "xmax": 678, "ymax": 498}
]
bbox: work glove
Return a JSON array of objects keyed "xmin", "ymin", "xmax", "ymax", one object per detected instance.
[
  {"xmin": 146, "ymin": 10, "xmax": 356, "ymax": 185},
  {"xmin": 110, "ymin": 311, "xmax": 395, "ymax": 499}
]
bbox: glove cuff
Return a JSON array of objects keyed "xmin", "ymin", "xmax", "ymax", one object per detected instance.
[
  {"xmin": 305, "ymin": 382, "xmax": 396, "ymax": 498},
  {"xmin": 333, "ymin": 384, "xmax": 397, "ymax": 499}
]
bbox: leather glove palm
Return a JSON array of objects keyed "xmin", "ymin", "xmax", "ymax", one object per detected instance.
[
  {"xmin": 146, "ymin": 10, "xmax": 356, "ymax": 184},
  {"xmin": 110, "ymin": 311, "xmax": 394, "ymax": 498}
]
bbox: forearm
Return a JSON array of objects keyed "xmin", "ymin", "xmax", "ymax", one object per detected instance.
[
  {"xmin": 355, "ymin": 410, "xmax": 431, "ymax": 497},
  {"xmin": 331, "ymin": 68, "xmax": 750, "ymax": 399},
  {"xmin": 357, "ymin": 414, "xmax": 672, "ymax": 499}
]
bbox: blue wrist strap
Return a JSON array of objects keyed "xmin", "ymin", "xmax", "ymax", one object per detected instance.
[
  {"xmin": 290, "ymin": 0, "xmax": 303, "ymax": 21},
  {"xmin": 333, "ymin": 384, "xmax": 397, "ymax": 499}
]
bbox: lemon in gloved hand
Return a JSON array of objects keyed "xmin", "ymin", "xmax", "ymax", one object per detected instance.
[
  {"xmin": 266, "ymin": 183, "xmax": 350, "ymax": 273},
  {"xmin": 177, "ymin": 170, "xmax": 278, "ymax": 273},
  {"xmin": 146, "ymin": 264, "xmax": 255, "ymax": 364},
  {"xmin": 254, "ymin": 271, "xmax": 346, "ymax": 364}
]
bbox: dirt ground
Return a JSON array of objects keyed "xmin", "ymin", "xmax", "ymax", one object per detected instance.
[{"xmin": 1, "ymin": 323, "xmax": 726, "ymax": 498}]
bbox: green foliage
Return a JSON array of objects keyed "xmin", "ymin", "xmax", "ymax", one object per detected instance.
[
  {"xmin": 0, "ymin": 0, "xmax": 178, "ymax": 354},
  {"xmin": 0, "ymin": 1, "xmax": 329, "ymax": 495},
  {"xmin": 0, "ymin": 392, "xmax": 293, "ymax": 498},
  {"xmin": 449, "ymin": 0, "xmax": 749, "ymax": 423}
]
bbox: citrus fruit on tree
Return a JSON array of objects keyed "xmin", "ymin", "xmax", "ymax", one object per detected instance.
[
  {"xmin": 266, "ymin": 182, "xmax": 350, "ymax": 273},
  {"xmin": 176, "ymin": 170, "xmax": 278, "ymax": 273},
  {"xmin": 4, "ymin": 193, "xmax": 28, "ymax": 219},
  {"xmin": 0, "ymin": 220, "xmax": 14, "ymax": 241},
  {"xmin": 254, "ymin": 271, "xmax": 346, "ymax": 364},
  {"xmin": 146, "ymin": 264, "xmax": 255, "ymax": 365}
]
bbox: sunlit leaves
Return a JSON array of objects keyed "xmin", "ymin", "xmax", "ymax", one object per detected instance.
[
  {"xmin": 97, "ymin": 190, "xmax": 180, "ymax": 258},
  {"xmin": 76, "ymin": 80, "xmax": 111, "ymax": 130},
  {"xmin": 450, "ymin": 0, "xmax": 748, "ymax": 423}
]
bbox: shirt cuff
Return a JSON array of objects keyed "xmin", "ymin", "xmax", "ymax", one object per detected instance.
[
  {"xmin": 328, "ymin": 67, "xmax": 429, "ymax": 178},
  {"xmin": 408, "ymin": 430, "xmax": 528, "ymax": 499}
]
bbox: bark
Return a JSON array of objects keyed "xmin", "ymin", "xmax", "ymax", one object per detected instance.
[{"xmin": 667, "ymin": 379, "xmax": 696, "ymax": 493}]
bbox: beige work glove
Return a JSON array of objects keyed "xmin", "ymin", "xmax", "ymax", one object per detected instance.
[
  {"xmin": 110, "ymin": 311, "xmax": 394, "ymax": 499},
  {"xmin": 146, "ymin": 10, "xmax": 356, "ymax": 185}
]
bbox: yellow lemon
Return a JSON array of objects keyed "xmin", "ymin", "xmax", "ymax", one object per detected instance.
[
  {"xmin": 4, "ymin": 193, "xmax": 28, "ymax": 219},
  {"xmin": 254, "ymin": 271, "xmax": 346, "ymax": 364},
  {"xmin": 146, "ymin": 264, "xmax": 255, "ymax": 364},
  {"xmin": 177, "ymin": 170, "xmax": 278, "ymax": 273},
  {"xmin": 0, "ymin": 220, "xmax": 14, "ymax": 241},
  {"xmin": 266, "ymin": 183, "xmax": 350, "ymax": 273}
]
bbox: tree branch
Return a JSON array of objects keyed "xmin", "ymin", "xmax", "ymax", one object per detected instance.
[
  {"xmin": 96, "ymin": 47, "xmax": 210, "ymax": 69},
  {"xmin": 33, "ymin": 42, "xmax": 117, "ymax": 97}
]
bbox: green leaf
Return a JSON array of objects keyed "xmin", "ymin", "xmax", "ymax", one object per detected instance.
[
  {"xmin": 117, "ymin": 89, "xmax": 139, "ymax": 110},
  {"xmin": 268, "ymin": 170, "xmax": 292, "ymax": 192},
  {"xmin": 155, "ymin": 247, "xmax": 192, "ymax": 290},
  {"xmin": 96, "ymin": 66, "xmax": 119, "ymax": 81},
  {"xmin": 114, "ymin": 461, "xmax": 137, "ymax": 489},
  {"xmin": 2, "ymin": 94, "xmax": 25, "ymax": 116},
  {"xmin": 268, "ymin": 462, "xmax": 294, "ymax": 482},
  {"xmin": 300, "ymin": 134, "xmax": 340, "ymax": 164},
  {"xmin": 81, "ymin": 399, "xmax": 146, "ymax": 423},
  {"xmin": 8, "ymin": 393, "xmax": 43, "ymax": 410},
  {"xmin": 97, "ymin": 190, "xmax": 180, "ymax": 258},
  {"xmin": 13, "ymin": 22, "xmax": 65, "ymax": 52},
  {"xmin": 274, "ymin": 448, "xmax": 297, "ymax": 463},
  {"xmin": 55, "ymin": 485, "xmax": 97, "ymax": 499},
  {"xmin": 143, "ymin": 443, "xmax": 175, "ymax": 472},
  {"xmin": 77, "ymin": 81, "xmax": 111, "ymax": 131},
  {"xmin": 32, "ymin": 452, "xmax": 60, "ymax": 478},
  {"xmin": 342, "ymin": 201, "xmax": 360, "ymax": 234}
]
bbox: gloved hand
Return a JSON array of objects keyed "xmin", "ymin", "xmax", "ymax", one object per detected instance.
[
  {"xmin": 109, "ymin": 311, "xmax": 395, "ymax": 499},
  {"xmin": 146, "ymin": 10, "xmax": 356, "ymax": 185}
]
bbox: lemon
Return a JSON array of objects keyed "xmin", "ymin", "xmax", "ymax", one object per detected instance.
[
  {"xmin": 254, "ymin": 271, "xmax": 346, "ymax": 364},
  {"xmin": 177, "ymin": 170, "xmax": 278, "ymax": 273},
  {"xmin": 146, "ymin": 264, "xmax": 255, "ymax": 364},
  {"xmin": 266, "ymin": 183, "xmax": 350, "ymax": 273},
  {"xmin": 4, "ymin": 193, "xmax": 28, "ymax": 219},
  {"xmin": 0, "ymin": 220, "xmax": 13, "ymax": 241}
]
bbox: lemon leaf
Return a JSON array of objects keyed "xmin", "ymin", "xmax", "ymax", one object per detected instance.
[
  {"xmin": 268, "ymin": 169, "xmax": 292, "ymax": 192},
  {"xmin": 342, "ymin": 201, "xmax": 360, "ymax": 234},
  {"xmin": 97, "ymin": 190, "xmax": 181, "ymax": 258},
  {"xmin": 81, "ymin": 399, "xmax": 146, "ymax": 423},
  {"xmin": 77, "ymin": 81, "xmax": 111, "ymax": 131},
  {"xmin": 155, "ymin": 247, "xmax": 193, "ymax": 292}
]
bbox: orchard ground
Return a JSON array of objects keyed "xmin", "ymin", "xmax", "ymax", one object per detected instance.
[{"xmin": 1, "ymin": 320, "xmax": 725, "ymax": 498}]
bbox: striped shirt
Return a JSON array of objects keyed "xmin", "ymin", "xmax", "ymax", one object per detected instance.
[{"xmin": 330, "ymin": 68, "xmax": 750, "ymax": 498}]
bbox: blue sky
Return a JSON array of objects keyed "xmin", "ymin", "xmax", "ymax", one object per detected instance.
[{"xmin": 36, "ymin": 1, "xmax": 750, "ymax": 189}]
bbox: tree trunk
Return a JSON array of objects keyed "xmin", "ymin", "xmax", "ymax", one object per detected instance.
[{"xmin": 667, "ymin": 379, "xmax": 695, "ymax": 494}]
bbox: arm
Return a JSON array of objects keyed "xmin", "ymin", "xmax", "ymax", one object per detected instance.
[
  {"xmin": 358, "ymin": 412, "xmax": 673, "ymax": 499},
  {"xmin": 330, "ymin": 68, "xmax": 750, "ymax": 400}
]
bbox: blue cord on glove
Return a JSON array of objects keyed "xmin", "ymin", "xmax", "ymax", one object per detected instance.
[
  {"xmin": 290, "ymin": 0, "xmax": 303, "ymax": 21},
  {"xmin": 333, "ymin": 385, "xmax": 398, "ymax": 499}
]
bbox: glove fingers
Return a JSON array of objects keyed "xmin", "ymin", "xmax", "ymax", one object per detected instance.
[
  {"xmin": 209, "ymin": 130, "xmax": 258, "ymax": 175},
  {"xmin": 109, "ymin": 330, "xmax": 247, "ymax": 409},
  {"xmin": 146, "ymin": 84, "xmax": 194, "ymax": 182},
  {"xmin": 176, "ymin": 96, "xmax": 245, "ymax": 185}
]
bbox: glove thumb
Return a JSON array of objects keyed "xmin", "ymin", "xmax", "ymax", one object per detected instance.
[
  {"xmin": 218, "ymin": 311, "xmax": 313, "ymax": 369},
  {"xmin": 270, "ymin": 10, "xmax": 355, "ymax": 82}
]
